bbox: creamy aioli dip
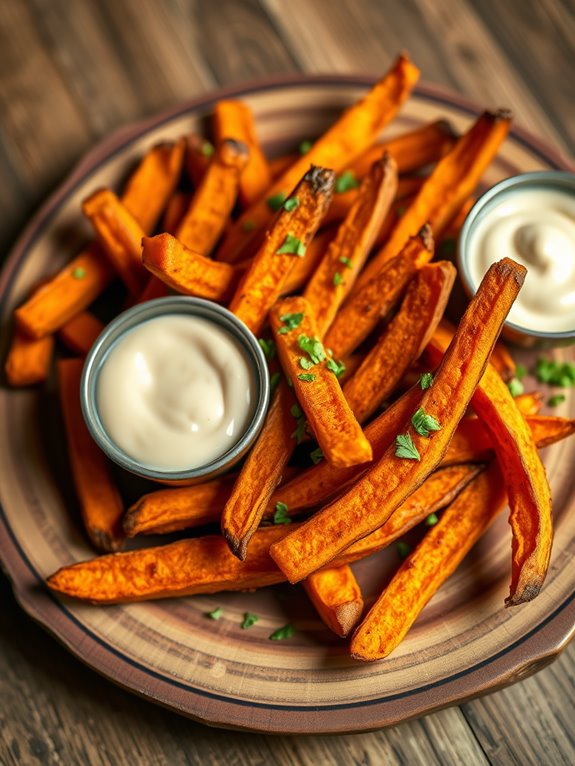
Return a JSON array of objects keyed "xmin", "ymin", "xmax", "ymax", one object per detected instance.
[
  {"xmin": 96, "ymin": 314, "xmax": 255, "ymax": 470},
  {"xmin": 468, "ymin": 188, "xmax": 575, "ymax": 332}
]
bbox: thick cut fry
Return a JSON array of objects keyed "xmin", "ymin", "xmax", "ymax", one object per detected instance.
[
  {"xmin": 82, "ymin": 189, "xmax": 148, "ymax": 294},
  {"xmin": 270, "ymin": 258, "xmax": 526, "ymax": 583},
  {"xmin": 282, "ymin": 228, "xmax": 336, "ymax": 295},
  {"xmin": 46, "ymin": 464, "xmax": 482, "ymax": 603},
  {"xmin": 304, "ymin": 155, "xmax": 398, "ymax": 337},
  {"xmin": 344, "ymin": 261, "xmax": 456, "ymax": 423},
  {"xmin": 58, "ymin": 359, "xmax": 124, "ymax": 552},
  {"xmin": 351, "ymin": 463, "xmax": 506, "ymax": 661},
  {"xmin": 135, "ymin": 276, "xmax": 170, "ymax": 304},
  {"xmin": 489, "ymin": 341, "xmax": 516, "ymax": 382},
  {"xmin": 322, "ymin": 176, "xmax": 423, "ymax": 228},
  {"xmin": 304, "ymin": 565, "xmax": 364, "ymax": 637},
  {"xmin": 221, "ymin": 383, "xmax": 297, "ymax": 560},
  {"xmin": 427, "ymin": 324, "xmax": 553, "ymax": 605},
  {"xmin": 5, "ymin": 329, "xmax": 54, "ymax": 385},
  {"xmin": 184, "ymin": 134, "xmax": 214, "ymax": 187},
  {"xmin": 176, "ymin": 139, "xmax": 249, "ymax": 255},
  {"xmin": 142, "ymin": 233, "xmax": 240, "ymax": 301},
  {"xmin": 213, "ymin": 100, "xmax": 272, "ymax": 206},
  {"xmin": 228, "ymin": 166, "xmax": 335, "ymax": 335},
  {"xmin": 216, "ymin": 55, "xmax": 420, "ymax": 263},
  {"xmin": 353, "ymin": 110, "xmax": 512, "ymax": 293},
  {"xmin": 121, "ymin": 140, "xmax": 185, "ymax": 233},
  {"xmin": 271, "ymin": 296, "xmax": 372, "ymax": 468},
  {"xmin": 58, "ymin": 312, "xmax": 105, "ymax": 355},
  {"xmin": 162, "ymin": 191, "xmax": 191, "ymax": 234},
  {"xmin": 324, "ymin": 226, "xmax": 434, "ymax": 359}
]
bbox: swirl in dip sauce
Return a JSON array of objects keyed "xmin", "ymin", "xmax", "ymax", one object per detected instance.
[
  {"xmin": 96, "ymin": 314, "xmax": 255, "ymax": 470},
  {"xmin": 467, "ymin": 188, "xmax": 575, "ymax": 333}
]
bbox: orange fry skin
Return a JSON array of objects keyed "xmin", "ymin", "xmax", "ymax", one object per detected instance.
[
  {"xmin": 270, "ymin": 258, "xmax": 526, "ymax": 584},
  {"xmin": 5, "ymin": 329, "xmax": 54, "ymax": 386},
  {"xmin": 58, "ymin": 311, "xmax": 105, "ymax": 355},
  {"xmin": 271, "ymin": 296, "xmax": 372, "ymax": 469},
  {"xmin": 282, "ymin": 227, "xmax": 337, "ymax": 295},
  {"xmin": 304, "ymin": 565, "xmax": 364, "ymax": 637}
]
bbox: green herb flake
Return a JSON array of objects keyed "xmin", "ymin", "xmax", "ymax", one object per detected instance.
[
  {"xmin": 269, "ymin": 623, "xmax": 295, "ymax": 640},
  {"xmin": 396, "ymin": 205, "xmax": 407, "ymax": 218},
  {"xmin": 258, "ymin": 338, "xmax": 276, "ymax": 361},
  {"xmin": 425, "ymin": 513, "xmax": 439, "ymax": 527},
  {"xmin": 273, "ymin": 502, "xmax": 291, "ymax": 525},
  {"xmin": 536, "ymin": 358, "xmax": 575, "ymax": 388},
  {"xmin": 299, "ymin": 356, "xmax": 314, "ymax": 370},
  {"xmin": 207, "ymin": 607, "xmax": 223, "ymax": 620},
  {"xmin": 278, "ymin": 312, "xmax": 304, "ymax": 335},
  {"xmin": 395, "ymin": 433, "xmax": 421, "ymax": 461},
  {"xmin": 201, "ymin": 141, "xmax": 215, "ymax": 157},
  {"xmin": 298, "ymin": 334, "xmax": 326, "ymax": 364},
  {"xmin": 335, "ymin": 170, "xmax": 359, "ymax": 194},
  {"xmin": 71, "ymin": 267, "xmax": 86, "ymax": 280},
  {"xmin": 310, "ymin": 447, "xmax": 323, "ymax": 464},
  {"xmin": 299, "ymin": 140, "xmax": 312, "ymax": 155},
  {"xmin": 515, "ymin": 363, "xmax": 527, "ymax": 380},
  {"xmin": 419, "ymin": 372, "xmax": 434, "ymax": 390},
  {"xmin": 241, "ymin": 612, "xmax": 259, "ymax": 629},
  {"xmin": 276, "ymin": 233, "xmax": 306, "ymax": 257},
  {"xmin": 411, "ymin": 407, "xmax": 442, "ymax": 438},
  {"xmin": 548, "ymin": 394, "xmax": 566, "ymax": 407},
  {"xmin": 290, "ymin": 404, "xmax": 303, "ymax": 419},
  {"xmin": 270, "ymin": 371, "xmax": 281, "ymax": 394},
  {"xmin": 267, "ymin": 191, "xmax": 287, "ymax": 211},
  {"xmin": 326, "ymin": 357, "xmax": 346, "ymax": 378},
  {"xmin": 507, "ymin": 377, "xmax": 524, "ymax": 397},
  {"xmin": 291, "ymin": 417, "xmax": 307, "ymax": 444},
  {"xmin": 242, "ymin": 219, "xmax": 256, "ymax": 232},
  {"xmin": 298, "ymin": 373, "xmax": 316, "ymax": 382},
  {"xmin": 283, "ymin": 197, "xmax": 299, "ymax": 212},
  {"xmin": 333, "ymin": 272, "xmax": 344, "ymax": 287},
  {"xmin": 396, "ymin": 541, "xmax": 412, "ymax": 559},
  {"xmin": 339, "ymin": 256, "xmax": 353, "ymax": 269}
]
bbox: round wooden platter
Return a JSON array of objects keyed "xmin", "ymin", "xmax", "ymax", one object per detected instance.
[{"xmin": 1, "ymin": 77, "xmax": 574, "ymax": 735}]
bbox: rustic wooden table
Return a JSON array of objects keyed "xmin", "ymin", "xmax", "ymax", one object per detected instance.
[{"xmin": 1, "ymin": 1, "xmax": 574, "ymax": 764}]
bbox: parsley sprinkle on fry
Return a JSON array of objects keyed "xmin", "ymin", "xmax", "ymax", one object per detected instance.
[
  {"xmin": 276, "ymin": 233, "xmax": 306, "ymax": 257},
  {"xmin": 273, "ymin": 502, "xmax": 291, "ymax": 524},
  {"xmin": 396, "ymin": 541, "xmax": 412, "ymax": 559},
  {"xmin": 72, "ymin": 267, "xmax": 86, "ymax": 279},
  {"xmin": 339, "ymin": 256, "xmax": 353, "ymax": 269},
  {"xmin": 411, "ymin": 407, "xmax": 441, "ymax": 437},
  {"xmin": 298, "ymin": 334, "xmax": 326, "ymax": 364},
  {"xmin": 267, "ymin": 191, "xmax": 287, "ymax": 211},
  {"xmin": 395, "ymin": 433, "xmax": 420, "ymax": 461},
  {"xmin": 419, "ymin": 372, "xmax": 434, "ymax": 390},
  {"xmin": 425, "ymin": 513, "xmax": 439, "ymax": 527},
  {"xmin": 333, "ymin": 272, "xmax": 344, "ymax": 287},
  {"xmin": 326, "ymin": 357, "xmax": 346, "ymax": 378},
  {"xmin": 283, "ymin": 197, "xmax": 299, "ymax": 212},
  {"xmin": 278, "ymin": 312, "xmax": 304, "ymax": 334},
  {"xmin": 258, "ymin": 338, "xmax": 276, "ymax": 360},
  {"xmin": 298, "ymin": 373, "xmax": 316, "ymax": 382}
]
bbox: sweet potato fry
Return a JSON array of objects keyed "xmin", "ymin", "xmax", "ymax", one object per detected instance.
[
  {"xmin": 58, "ymin": 311, "xmax": 105, "ymax": 355},
  {"xmin": 142, "ymin": 233, "xmax": 240, "ymax": 301},
  {"xmin": 353, "ymin": 110, "xmax": 512, "ymax": 293},
  {"xmin": 82, "ymin": 189, "xmax": 148, "ymax": 294},
  {"xmin": 135, "ymin": 275, "xmax": 170, "ymax": 304},
  {"xmin": 228, "ymin": 166, "xmax": 335, "ymax": 335},
  {"xmin": 303, "ymin": 155, "xmax": 398, "ymax": 337},
  {"xmin": 176, "ymin": 139, "xmax": 249, "ymax": 255},
  {"xmin": 282, "ymin": 228, "xmax": 336, "ymax": 295},
  {"xmin": 343, "ymin": 261, "xmax": 456, "ymax": 423},
  {"xmin": 5, "ymin": 329, "xmax": 54, "ymax": 386},
  {"xmin": 57, "ymin": 359, "xmax": 124, "ymax": 552},
  {"xmin": 324, "ymin": 226, "xmax": 434, "ymax": 359},
  {"xmin": 489, "ymin": 342, "xmax": 517, "ymax": 382},
  {"xmin": 350, "ymin": 463, "xmax": 506, "ymax": 661},
  {"xmin": 513, "ymin": 391, "xmax": 544, "ymax": 415},
  {"xmin": 121, "ymin": 140, "xmax": 185, "ymax": 233},
  {"xmin": 184, "ymin": 134, "xmax": 214, "ymax": 187},
  {"xmin": 271, "ymin": 296, "xmax": 372, "ymax": 468},
  {"xmin": 304, "ymin": 565, "xmax": 364, "ymax": 637},
  {"xmin": 162, "ymin": 191, "xmax": 191, "ymax": 234},
  {"xmin": 213, "ymin": 100, "xmax": 272, "ymax": 207},
  {"xmin": 269, "ymin": 258, "xmax": 526, "ymax": 583},
  {"xmin": 216, "ymin": 54, "xmax": 420, "ymax": 263},
  {"xmin": 46, "ymin": 463, "xmax": 482, "ymax": 603}
]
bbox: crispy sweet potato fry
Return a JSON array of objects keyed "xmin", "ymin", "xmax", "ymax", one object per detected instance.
[
  {"xmin": 142, "ymin": 233, "xmax": 240, "ymax": 301},
  {"xmin": 490, "ymin": 342, "xmax": 517, "ymax": 382},
  {"xmin": 213, "ymin": 100, "xmax": 272, "ymax": 206},
  {"xmin": 58, "ymin": 359, "xmax": 124, "ymax": 552},
  {"xmin": 58, "ymin": 311, "xmax": 105, "ymax": 355},
  {"xmin": 184, "ymin": 134, "xmax": 214, "ymax": 187},
  {"xmin": 304, "ymin": 565, "xmax": 364, "ymax": 637},
  {"xmin": 162, "ymin": 191, "xmax": 191, "ymax": 234},
  {"xmin": 353, "ymin": 110, "xmax": 512, "ymax": 293},
  {"xmin": 82, "ymin": 189, "xmax": 148, "ymax": 294},
  {"xmin": 271, "ymin": 296, "xmax": 372, "ymax": 468},
  {"xmin": 343, "ymin": 261, "xmax": 456, "ymax": 423},
  {"xmin": 282, "ymin": 228, "xmax": 336, "ymax": 295},
  {"xmin": 228, "ymin": 166, "xmax": 335, "ymax": 335},
  {"xmin": 350, "ymin": 463, "xmax": 506, "ymax": 661},
  {"xmin": 303, "ymin": 155, "xmax": 398, "ymax": 337},
  {"xmin": 270, "ymin": 258, "xmax": 526, "ymax": 583},
  {"xmin": 216, "ymin": 55, "xmax": 420, "ymax": 263},
  {"xmin": 46, "ymin": 464, "xmax": 482, "ymax": 603},
  {"xmin": 324, "ymin": 226, "xmax": 434, "ymax": 359},
  {"xmin": 176, "ymin": 139, "xmax": 249, "ymax": 255},
  {"xmin": 5, "ymin": 329, "xmax": 54, "ymax": 386}
]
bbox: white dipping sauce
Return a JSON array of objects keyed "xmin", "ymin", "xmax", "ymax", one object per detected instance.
[
  {"xmin": 468, "ymin": 188, "xmax": 575, "ymax": 332},
  {"xmin": 97, "ymin": 315, "xmax": 255, "ymax": 471}
]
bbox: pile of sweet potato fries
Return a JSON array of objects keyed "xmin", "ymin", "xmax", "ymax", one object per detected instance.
[{"xmin": 7, "ymin": 54, "xmax": 572, "ymax": 661}]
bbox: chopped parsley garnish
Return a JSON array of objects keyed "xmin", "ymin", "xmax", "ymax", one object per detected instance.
[
  {"xmin": 548, "ymin": 394, "xmax": 566, "ymax": 407},
  {"xmin": 326, "ymin": 357, "xmax": 346, "ymax": 378},
  {"xmin": 299, "ymin": 140, "xmax": 312, "ymax": 154},
  {"xmin": 201, "ymin": 141, "xmax": 214, "ymax": 157},
  {"xmin": 310, "ymin": 447, "xmax": 323, "ymax": 464},
  {"xmin": 333, "ymin": 272, "xmax": 344, "ymax": 287},
  {"xmin": 258, "ymin": 338, "xmax": 276, "ymax": 360},
  {"xmin": 536, "ymin": 358, "xmax": 575, "ymax": 387},
  {"xmin": 273, "ymin": 502, "xmax": 291, "ymax": 524},
  {"xmin": 267, "ymin": 191, "xmax": 287, "ymax": 211},
  {"xmin": 270, "ymin": 371, "xmax": 281, "ymax": 394},
  {"xmin": 72, "ymin": 267, "xmax": 86, "ymax": 279},
  {"xmin": 290, "ymin": 404, "xmax": 306, "ymax": 443},
  {"xmin": 395, "ymin": 433, "xmax": 421, "ymax": 461},
  {"xmin": 299, "ymin": 357, "xmax": 314, "ymax": 370},
  {"xmin": 396, "ymin": 541, "xmax": 412, "ymax": 559},
  {"xmin": 242, "ymin": 219, "xmax": 256, "ymax": 231},
  {"xmin": 291, "ymin": 404, "xmax": 303, "ymax": 419},
  {"xmin": 507, "ymin": 377, "xmax": 524, "ymax": 397},
  {"xmin": 276, "ymin": 233, "xmax": 306, "ymax": 257},
  {"xmin": 298, "ymin": 373, "xmax": 316, "ymax": 382},
  {"xmin": 241, "ymin": 612, "xmax": 259, "ymax": 629},
  {"xmin": 283, "ymin": 197, "xmax": 299, "ymax": 212},
  {"xmin": 419, "ymin": 372, "xmax": 434, "ymax": 390},
  {"xmin": 278, "ymin": 311, "xmax": 304, "ymax": 334},
  {"xmin": 411, "ymin": 407, "xmax": 441, "ymax": 438},
  {"xmin": 335, "ymin": 170, "xmax": 359, "ymax": 194},
  {"xmin": 207, "ymin": 607, "xmax": 223, "ymax": 620},
  {"xmin": 425, "ymin": 513, "xmax": 439, "ymax": 527},
  {"xmin": 339, "ymin": 256, "xmax": 353, "ymax": 269},
  {"xmin": 298, "ymin": 334, "xmax": 326, "ymax": 364},
  {"xmin": 515, "ymin": 363, "xmax": 527, "ymax": 380},
  {"xmin": 269, "ymin": 623, "xmax": 295, "ymax": 640}
]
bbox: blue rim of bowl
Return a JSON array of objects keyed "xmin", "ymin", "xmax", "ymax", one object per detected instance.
[
  {"xmin": 80, "ymin": 296, "xmax": 270, "ymax": 482},
  {"xmin": 458, "ymin": 170, "xmax": 575, "ymax": 340}
]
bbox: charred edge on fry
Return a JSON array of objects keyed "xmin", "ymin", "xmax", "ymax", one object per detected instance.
[{"xmin": 304, "ymin": 165, "xmax": 336, "ymax": 196}]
